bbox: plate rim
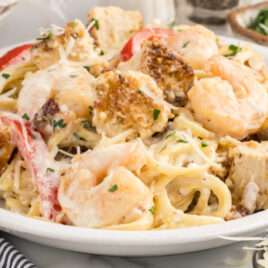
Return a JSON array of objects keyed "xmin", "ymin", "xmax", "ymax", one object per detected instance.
[{"xmin": 0, "ymin": 36, "xmax": 268, "ymax": 254}]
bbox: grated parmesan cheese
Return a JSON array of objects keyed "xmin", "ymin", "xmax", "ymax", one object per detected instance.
[{"xmin": 220, "ymin": 234, "xmax": 268, "ymax": 267}]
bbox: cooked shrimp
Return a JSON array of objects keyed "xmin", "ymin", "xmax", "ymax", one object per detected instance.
[
  {"xmin": 58, "ymin": 142, "xmax": 153, "ymax": 228},
  {"xmin": 17, "ymin": 62, "xmax": 95, "ymax": 120},
  {"xmin": 163, "ymin": 25, "xmax": 218, "ymax": 69},
  {"xmin": 163, "ymin": 25, "xmax": 219, "ymax": 69},
  {"xmin": 188, "ymin": 55, "xmax": 268, "ymax": 140}
]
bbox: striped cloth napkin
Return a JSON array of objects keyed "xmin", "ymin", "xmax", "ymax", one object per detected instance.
[{"xmin": 0, "ymin": 238, "xmax": 36, "ymax": 268}]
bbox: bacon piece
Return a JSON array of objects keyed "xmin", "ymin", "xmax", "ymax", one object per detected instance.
[{"xmin": 32, "ymin": 98, "xmax": 59, "ymax": 130}]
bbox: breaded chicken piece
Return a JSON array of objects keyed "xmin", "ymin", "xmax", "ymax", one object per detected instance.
[
  {"xmin": 226, "ymin": 141, "xmax": 268, "ymax": 215},
  {"xmin": 31, "ymin": 19, "xmax": 105, "ymax": 76},
  {"xmin": 0, "ymin": 122, "xmax": 13, "ymax": 175},
  {"xmin": 88, "ymin": 6, "xmax": 143, "ymax": 49},
  {"xmin": 118, "ymin": 39, "xmax": 194, "ymax": 106},
  {"xmin": 93, "ymin": 71, "xmax": 172, "ymax": 139}
]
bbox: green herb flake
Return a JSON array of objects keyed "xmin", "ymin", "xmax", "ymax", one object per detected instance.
[
  {"xmin": 91, "ymin": 18, "xmax": 99, "ymax": 30},
  {"xmin": 88, "ymin": 105, "xmax": 93, "ymax": 116},
  {"xmin": 176, "ymin": 139, "xmax": 188, "ymax": 143},
  {"xmin": 50, "ymin": 118, "xmax": 67, "ymax": 131},
  {"xmin": 165, "ymin": 131, "xmax": 176, "ymax": 139},
  {"xmin": 149, "ymin": 206, "xmax": 155, "ymax": 214},
  {"xmin": 224, "ymin": 44, "xmax": 241, "ymax": 57},
  {"xmin": 201, "ymin": 141, "xmax": 208, "ymax": 147},
  {"xmin": 183, "ymin": 41, "xmax": 190, "ymax": 48},
  {"xmin": 108, "ymin": 184, "xmax": 118, "ymax": 192},
  {"xmin": 55, "ymin": 90, "xmax": 61, "ymax": 100},
  {"xmin": 73, "ymin": 132, "xmax": 86, "ymax": 141},
  {"xmin": 37, "ymin": 30, "xmax": 52, "ymax": 41},
  {"xmin": 46, "ymin": 167, "xmax": 55, "ymax": 173},
  {"xmin": 81, "ymin": 120, "xmax": 94, "ymax": 131},
  {"xmin": 22, "ymin": 113, "xmax": 30, "ymax": 120},
  {"xmin": 33, "ymin": 132, "xmax": 38, "ymax": 140},
  {"xmin": 168, "ymin": 21, "xmax": 176, "ymax": 30},
  {"xmin": 100, "ymin": 50, "xmax": 104, "ymax": 56},
  {"xmin": 1, "ymin": 73, "xmax": 10, "ymax": 79},
  {"xmin": 71, "ymin": 22, "xmax": 77, "ymax": 29},
  {"xmin": 138, "ymin": 87, "xmax": 144, "ymax": 94},
  {"xmin": 153, "ymin": 109, "xmax": 161, "ymax": 120},
  {"xmin": 70, "ymin": 74, "xmax": 77, "ymax": 78},
  {"xmin": 83, "ymin": 66, "xmax": 90, "ymax": 72}
]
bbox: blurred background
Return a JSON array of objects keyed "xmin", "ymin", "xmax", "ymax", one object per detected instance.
[{"xmin": 0, "ymin": 0, "xmax": 264, "ymax": 48}]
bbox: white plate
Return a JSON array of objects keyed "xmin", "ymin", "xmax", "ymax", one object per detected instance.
[{"xmin": 0, "ymin": 37, "xmax": 268, "ymax": 257}]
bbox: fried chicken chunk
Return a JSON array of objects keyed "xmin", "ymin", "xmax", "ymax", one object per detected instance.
[
  {"xmin": 88, "ymin": 6, "xmax": 143, "ymax": 49},
  {"xmin": 31, "ymin": 19, "xmax": 105, "ymax": 76},
  {"xmin": 226, "ymin": 141, "xmax": 268, "ymax": 218},
  {"xmin": 118, "ymin": 39, "xmax": 194, "ymax": 106},
  {"xmin": 0, "ymin": 122, "xmax": 13, "ymax": 175},
  {"xmin": 93, "ymin": 71, "xmax": 172, "ymax": 139}
]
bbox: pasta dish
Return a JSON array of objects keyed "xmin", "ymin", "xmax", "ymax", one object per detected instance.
[{"xmin": 0, "ymin": 6, "xmax": 268, "ymax": 230}]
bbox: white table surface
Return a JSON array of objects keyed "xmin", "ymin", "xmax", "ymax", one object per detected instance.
[{"xmin": 0, "ymin": 0, "xmax": 263, "ymax": 267}]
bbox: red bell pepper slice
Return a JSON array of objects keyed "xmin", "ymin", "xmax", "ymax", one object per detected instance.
[
  {"xmin": 0, "ymin": 44, "xmax": 33, "ymax": 72},
  {"xmin": 1, "ymin": 113, "xmax": 61, "ymax": 220}
]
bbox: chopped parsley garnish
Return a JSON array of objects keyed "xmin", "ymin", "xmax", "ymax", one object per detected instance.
[
  {"xmin": 149, "ymin": 206, "xmax": 155, "ymax": 214},
  {"xmin": 71, "ymin": 22, "xmax": 77, "ymax": 29},
  {"xmin": 201, "ymin": 141, "xmax": 208, "ymax": 147},
  {"xmin": 224, "ymin": 44, "xmax": 241, "ymax": 57},
  {"xmin": 176, "ymin": 139, "xmax": 188, "ymax": 143},
  {"xmin": 33, "ymin": 132, "xmax": 38, "ymax": 140},
  {"xmin": 91, "ymin": 18, "xmax": 99, "ymax": 30},
  {"xmin": 73, "ymin": 132, "xmax": 86, "ymax": 141},
  {"xmin": 88, "ymin": 105, "xmax": 93, "ymax": 116},
  {"xmin": 183, "ymin": 41, "xmax": 190, "ymax": 48},
  {"xmin": 248, "ymin": 9, "xmax": 268, "ymax": 36},
  {"xmin": 81, "ymin": 120, "xmax": 94, "ymax": 131},
  {"xmin": 2, "ymin": 73, "xmax": 10, "ymax": 79},
  {"xmin": 22, "ymin": 113, "xmax": 30, "ymax": 120},
  {"xmin": 153, "ymin": 109, "xmax": 161, "ymax": 120},
  {"xmin": 100, "ymin": 50, "xmax": 104, "ymax": 56},
  {"xmin": 108, "ymin": 184, "xmax": 118, "ymax": 192},
  {"xmin": 168, "ymin": 20, "xmax": 176, "ymax": 30},
  {"xmin": 165, "ymin": 131, "xmax": 176, "ymax": 139},
  {"xmin": 46, "ymin": 167, "xmax": 55, "ymax": 173},
  {"xmin": 55, "ymin": 90, "xmax": 61, "ymax": 100},
  {"xmin": 69, "ymin": 74, "xmax": 77, "ymax": 78},
  {"xmin": 138, "ymin": 87, "xmax": 144, "ymax": 94},
  {"xmin": 83, "ymin": 66, "xmax": 90, "ymax": 72},
  {"xmin": 37, "ymin": 30, "xmax": 52, "ymax": 41},
  {"xmin": 50, "ymin": 118, "xmax": 67, "ymax": 131}
]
